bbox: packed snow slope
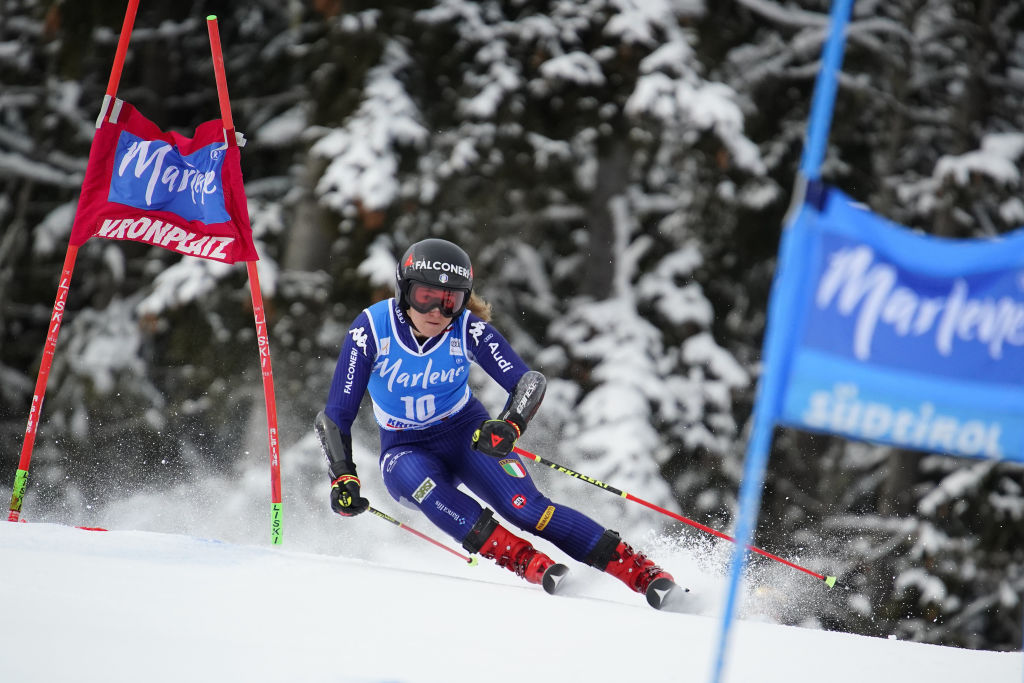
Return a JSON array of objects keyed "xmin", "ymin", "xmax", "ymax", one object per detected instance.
[{"xmin": 1, "ymin": 522, "xmax": 1020, "ymax": 683}]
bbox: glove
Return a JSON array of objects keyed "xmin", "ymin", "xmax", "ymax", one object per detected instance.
[
  {"xmin": 472, "ymin": 419, "xmax": 521, "ymax": 457},
  {"xmin": 330, "ymin": 474, "xmax": 369, "ymax": 517},
  {"xmin": 315, "ymin": 410, "xmax": 369, "ymax": 517}
]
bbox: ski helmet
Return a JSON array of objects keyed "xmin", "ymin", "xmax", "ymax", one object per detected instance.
[{"xmin": 395, "ymin": 238, "xmax": 474, "ymax": 318}]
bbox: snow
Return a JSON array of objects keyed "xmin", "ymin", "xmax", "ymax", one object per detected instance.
[
  {"xmin": 254, "ymin": 104, "xmax": 309, "ymax": 147},
  {"xmin": 312, "ymin": 41, "xmax": 427, "ymax": 214},
  {"xmin": 539, "ymin": 52, "xmax": 606, "ymax": 86},
  {"xmin": 31, "ymin": 201, "xmax": 78, "ymax": 256},
  {"xmin": 4, "ymin": 0, "xmax": 1023, "ymax": 675},
  {"xmin": 681, "ymin": 333, "xmax": 749, "ymax": 389},
  {"xmin": 2, "ymin": 520, "xmax": 1020, "ymax": 683},
  {"xmin": 917, "ymin": 460, "xmax": 995, "ymax": 516},
  {"xmin": 0, "ymin": 150, "xmax": 81, "ymax": 187},
  {"xmin": 356, "ymin": 237, "xmax": 399, "ymax": 288},
  {"xmin": 64, "ymin": 300, "xmax": 145, "ymax": 396},
  {"xmin": 935, "ymin": 133, "xmax": 1024, "ymax": 187},
  {"xmin": 137, "ymin": 257, "xmax": 233, "ymax": 315},
  {"xmin": 605, "ymin": 0, "xmax": 703, "ymax": 47},
  {"xmin": 899, "ymin": 132, "xmax": 1024, "ymax": 216},
  {"xmin": 895, "ymin": 567, "xmax": 949, "ymax": 605}
]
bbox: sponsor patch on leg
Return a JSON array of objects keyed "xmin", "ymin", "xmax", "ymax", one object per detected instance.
[
  {"xmin": 536, "ymin": 505, "xmax": 555, "ymax": 531},
  {"xmin": 412, "ymin": 477, "xmax": 436, "ymax": 503}
]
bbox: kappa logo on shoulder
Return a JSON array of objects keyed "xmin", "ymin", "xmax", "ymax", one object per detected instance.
[
  {"xmin": 349, "ymin": 326, "xmax": 368, "ymax": 351},
  {"xmin": 469, "ymin": 321, "xmax": 486, "ymax": 344}
]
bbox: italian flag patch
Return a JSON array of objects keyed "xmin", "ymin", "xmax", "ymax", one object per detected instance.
[{"xmin": 498, "ymin": 459, "xmax": 526, "ymax": 478}]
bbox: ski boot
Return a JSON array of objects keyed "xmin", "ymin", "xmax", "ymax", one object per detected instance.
[
  {"xmin": 586, "ymin": 529, "xmax": 681, "ymax": 609},
  {"xmin": 463, "ymin": 509, "xmax": 568, "ymax": 594}
]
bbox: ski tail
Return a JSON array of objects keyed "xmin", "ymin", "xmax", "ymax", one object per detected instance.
[
  {"xmin": 542, "ymin": 563, "xmax": 570, "ymax": 595},
  {"xmin": 645, "ymin": 576, "xmax": 690, "ymax": 611}
]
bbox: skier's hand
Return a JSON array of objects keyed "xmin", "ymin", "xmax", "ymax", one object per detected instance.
[
  {"xmin": 472, "ymin": 419, "xmax": 520, "ymax": 457},
  {"xmin": 331, "ymin": 475, "xmax": 369, "ymax": 517}
]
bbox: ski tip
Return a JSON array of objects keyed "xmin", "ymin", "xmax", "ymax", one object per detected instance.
[
  {"xmin": 541, "ymin": 563, "xmax": 570, "ymax": 595},
  {"xmin": 824, "ymin": 575, "xmax": 837, "ymax": 588}
]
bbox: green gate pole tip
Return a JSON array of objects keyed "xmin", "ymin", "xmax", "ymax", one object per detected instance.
[
  {"xmin": 207, "ymin": 15, "xmax": 217, "ymax": 20},
  {"xmin": 825, "ymin": 575, "xmax": 837, "ymax": 588},
  {"xmin": 468, "ymin": 556, "xmax": 479, "ymax": 566},
  {"xmin": 270, "ymin": 502, "xmax": 283, "ymax": 545}
]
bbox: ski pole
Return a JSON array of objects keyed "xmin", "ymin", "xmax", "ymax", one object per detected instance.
[
  {"xmin": 368, "ymin": 506, "xmax": 479, "ymax": 566},
  {"xmin": 513, "ymin": 446, "xmax": 836, "ymax": 587}
]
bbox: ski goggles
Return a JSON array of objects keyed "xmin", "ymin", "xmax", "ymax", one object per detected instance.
[{"xmin": 407, "ymin": 281, "xmax": 468, "ymax": 317}]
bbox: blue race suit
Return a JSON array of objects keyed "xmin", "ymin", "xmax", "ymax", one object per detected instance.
[{"xmin": 325, "ymin": 298, "xmax": 605, "ymax": 561}]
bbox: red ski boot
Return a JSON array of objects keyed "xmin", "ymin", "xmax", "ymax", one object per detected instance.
[
  {"xmin": 602, "ymin": 539, "xmax": 673, "ymax": 594},
  {"xmin": 585, "ymin": 529, "xmax": 679, "ymax": 608},
  {"xmin": 461, "ymin": 509, "xmax": 568, "ymax": 593},
  {"xmin": 479, "ymin": 524, "xmax": 555, "ymax": 584}
]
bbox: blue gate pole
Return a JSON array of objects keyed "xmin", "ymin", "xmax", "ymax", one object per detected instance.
[
  {"xmin": 708, "ymin": 413, "xmax": 776, "ymax": 683},
  {"xmin": 800, "ymin": 0, "xmax": 855, "ymax": 181},
  {"xmin": 709, "ymin": 3, "xmax": 854, "ymax": 680}
]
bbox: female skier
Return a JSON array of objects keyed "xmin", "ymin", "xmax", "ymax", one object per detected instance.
[{"xmin": 315, "ymin": 237, "xmax": 678, "ymax": 607}]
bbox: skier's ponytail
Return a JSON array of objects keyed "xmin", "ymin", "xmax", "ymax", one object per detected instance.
[{"xmin": 467, "ymin": 292, "xmax": 492, "ymax": 322}]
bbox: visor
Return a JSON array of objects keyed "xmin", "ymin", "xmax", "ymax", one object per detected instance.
[{"xmin": 407, "ymin": 281, "xmax": 467, "ymax": 317}]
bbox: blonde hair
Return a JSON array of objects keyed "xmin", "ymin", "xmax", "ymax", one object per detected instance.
[{"xmin": 467, "ymin": 292, "xmax": 492, "ymax": 322}]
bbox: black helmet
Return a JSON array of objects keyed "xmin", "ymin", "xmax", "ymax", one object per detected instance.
[{"xmin": 395, "ymin": 238, "xmax": 474, "ymax": 318}]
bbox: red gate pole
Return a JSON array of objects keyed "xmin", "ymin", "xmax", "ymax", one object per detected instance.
[
  {"xmin": 96, "ymin": 0, "xmax": 141, "ymax": 123},
  {"xmin": 207, "ymin": 15, "xmax": 283, "ymax": 545},
  {"xmin": 8, "ymin": 248, "xmax": 77, "ymax": 521},
  {"xmin": 7, "ymin": 0, "xmax": 140, "ymax": 522}
]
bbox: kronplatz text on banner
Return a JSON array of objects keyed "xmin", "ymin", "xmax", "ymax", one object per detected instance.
[{"xmin": 69, "ymin": 99, "xmax": 258, "ymax": 264}]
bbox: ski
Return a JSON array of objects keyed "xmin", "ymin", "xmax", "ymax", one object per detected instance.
[
  {"xmin": 645, "ymin": 576, "xmax": 690, "ymax": 611},
  {"xmin": 541, "ymin": 563, "xmax": 570, "ymax": 595}
]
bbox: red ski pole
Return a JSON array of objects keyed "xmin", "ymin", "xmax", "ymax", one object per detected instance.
[
  {"xmin": 368, "ymin": 507, "xmax": 478, "ymax": 565},
  {"xmin": 513, "ymin": 446, "xmax": 837, "ymax": 587}
]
